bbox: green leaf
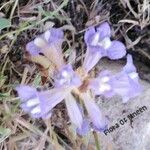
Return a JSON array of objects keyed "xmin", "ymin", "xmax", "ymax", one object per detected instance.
[
  {"xmin": 0, "ymin": 18, "xmax": 11, "ymax": 30},
  {"xmin": 0, "ymin": 127, "xmax": 11, "ymax": 143},
  {"xmin": 33, "ymin": 74, "xmax": 41, "ymax": 87},
  {"xmin": 0, "ymin": 92, "xmax": 10, "ymax": 98}
]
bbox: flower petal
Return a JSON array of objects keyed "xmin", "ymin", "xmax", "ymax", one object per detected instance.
[
  {"xmin": 83, "ymin": 46, "xmax": 104, "ymax": 72},
  {"xmin": 90, "ymin": 70, "xmax": 115, "ymax": 97},
  {"xmin": 45, "ymin": 28, "xmax": 64, "ymax": 44},
  {"xmin": 76, "ymin": 119, "xmax": 90, "ymax": 136},
  {"xmin": 40, "ymin": 89, "xmax": 68, "ymax": 109},
  {"xmin": 65, "ymin": 93, "xmax": 83, "ymax": 129},
  {"xmin": 123, "ymin": 54, "xmax": 136, "ymax": 74},
  {"xmin": 42, "ymin": 45, "xmax": 64, "ymax": 69},
  {"xmin": 123, "ymin": 77, "xmax": 142, "ymax": 103},
  {"xmin": 96, "ymin": 22, "xmax": 111, "ymax": 40},
  {"xmin": 107, "ymin": 40, "xmax": 126, "ymax": 60},
  {"xmin": 26, "ymin": 41, "xmax": 41, "ymax": 56},
  {"xmin": 54, "ymin": 64, "xmax": 81, "ymax": 88},
  {"xmin": 16, "ymin": 85, "xmax": 69, "ymax": 118},
  {"xmin": 84, "ymin": 27, "xmax": 96, "ymax": 44},
  {"xmin": 43, "ymin": 28, "xmax": 64, "ymax": 67},
  {"xmin": 31, "ymin": 88, "xmax": 69, "ymax": 118},
  {"xmin": 113, "ymin": 72, "xmax": 142, "ymax": 103},
  {"xmin": 16, "ymin": 85, "xmax": 37, "ymax": 101},
  {"xmin": 82, "ymin": 93, "xmax": 107, "ymax": 131},
  {"xmin": 26, "ymin": 28, "xmax": 65, "ymax": 69}
]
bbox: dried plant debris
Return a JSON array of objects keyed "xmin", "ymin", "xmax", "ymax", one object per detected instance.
[{"xmin": 0, "ymin": 0, "xmax": 150, "ymax": 149}]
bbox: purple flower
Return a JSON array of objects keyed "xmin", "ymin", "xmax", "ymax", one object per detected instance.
[
  {"xmin": 113, "ymin": 54, "xmax": 142, "ymax": 103},
  {"xmin": 16, "ymin": 84, "xmax": 83, "ymax": 129},
  {"xmin": 26, "ymin": 28, "xmax": 64, "ymax": 68},
  {"xmin": 76, "ymin": 93, "xmax": 107, "ymax": 135},
  {"xmin": 122, "ymin": 54, "xmax": 137, "ymax": 76},
  {"xmin": 89, "ymin": 70, "xmax": 115, "ymax": 98},
  {"xmin": 74, "ymin": 104, "xmax": 90, "ymax": 136},
  {"xmin": 83, "ymin": 22, "xmax": 126, "ymax": 72},
  {"xmin": 54, "ymin": 64, "xmax": 82, "ymax": 88},
  {"xmin": 89, "ymin": 54, "xmax": 142, "ymax": 103},
  {"xmin": 16, "ymin": 85, "xmax": 68, "ymax": 118},
  {"xmin": 82, "ymin": 93, "xmax": 108, "ymax": 131}
]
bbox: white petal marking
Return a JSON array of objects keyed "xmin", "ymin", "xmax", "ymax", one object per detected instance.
[
  {"xmin": 34, "ymin": 37, "xmax": 47, "ymax": 48},
  {"xmin": 26, "ymin": 98, "xmax": 40, "ymax": 107},
  {"xmin": 101, "ymin": 76, "xmax": 110, "ymax": 82},
  {"xmin": 59, "ymin": 79, "xmax": 66, "ymax": 85},
  {"xmin": 129, "ymin": 72, "xmax": 138, "ymax": 79},
  {"xmin": 91, "ymin": 33, "xmax": 100, "ymax": 46},
  {"xmin": 31, "ymin": 106, "xmax": 41, "ymax": 114},
  {"xmin": 44, "ymin": 31, "xmax": 51, "ymax": 42},
  {"xmin": 98, "ymin": 37, "xmax": 111, "ymax": 49},
  {"xmin": 99, "ymin": 84, "xmax": 111, "ymax": 92},
  {"xmin": 62, "ymin": 70, "xmax": 69, "ymax": 77}
]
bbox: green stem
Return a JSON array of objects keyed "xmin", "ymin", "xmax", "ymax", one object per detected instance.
[{"xmin": 93, "ymin": 131, "xmax": 101, "ymax": 150}]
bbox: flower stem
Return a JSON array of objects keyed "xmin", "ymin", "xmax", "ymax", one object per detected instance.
[{"xmin": 93, "ymin": 131, "xmax": 101, "ymax": 150}]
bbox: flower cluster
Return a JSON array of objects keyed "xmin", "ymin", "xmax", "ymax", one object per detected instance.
[{"xmin": 16, "ymin": 22, "xmax": 142, "ymax": 135}]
